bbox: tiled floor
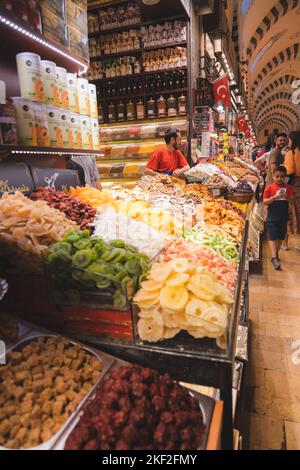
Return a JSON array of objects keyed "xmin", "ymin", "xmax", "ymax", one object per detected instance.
[{"xmin": 248, "ymin": 235, "xmax": 300, "ymax": 450}]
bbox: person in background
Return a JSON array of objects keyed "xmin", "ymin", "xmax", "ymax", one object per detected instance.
[
  {"xmin": 71, "ymin": 156, "xmax": 102, "ymax": 190},
  {"xmin": 145, "ymin": 129, "xmax": 190, "ymax": 178},
  {"xmin": 284, "ymin": 131, "xmax": 300, "ymax": 251},
  {"xmin": 66, "ymin": 156, "xmax": 85, "ymax": 186},
  {"xmin": 266, "ymin": 133, "xmax": 287, "ymax": 185},
  {"xmin": 254, "ymin": 142, "xmax": 272, "ymax": 175},
  {"xmin": 251, "ymin": 145, "xmax": 260, "ymax": 163},
  {"xmin": 264, "ymin": 165, "xmax": 295, "ymax": 270}
]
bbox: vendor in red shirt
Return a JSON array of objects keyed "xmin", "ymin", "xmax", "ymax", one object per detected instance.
[{"xmin": 145, "ymin": 129, "xmax": 190, "ymax": 178}]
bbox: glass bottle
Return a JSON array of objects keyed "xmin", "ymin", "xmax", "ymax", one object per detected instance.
[
  {"xmin": 117, "ymin": 101, "xmax": 126, "ymax": 121},
  {"xmin": 167, "ymin": 95, "xmax": 177, "ymax": 117},
  {"xmin": 108, "ymin": 102, "xmax": 117, "ymax": 122},
  {"xmin": 147, "ymin": 97, "xmax": 156, "ymax": 119},
  {"xmin": 127, "ymin": 100, "xmax": 136, "ymax": 121},
  {"xmin": 98, "ymin": 102, "xmax": 104, "ymax": 123},
  {"xmin": 157, "ymin": 96, "xmax": 167, "ymax": 118},
  {"xmin": 178, "ymin": 94, "xmax": 187, "ymax": 116},
  {"xmin": 137, "ymin": 99, "xmax": 145, "ymax": 120}
]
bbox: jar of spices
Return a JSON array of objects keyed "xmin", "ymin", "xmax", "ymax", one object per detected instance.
[
  {"xmin": 167, "ymin": 95, "xmax": 177, "ymax": 117},
  {"xmin": 117, "ymin": 101, "xmax": 126, "ymax": 121},
  {"xmin": 136, "ymin": 99, "xmax": 145, "ymax": 120},
  {"xmin": 157, "ymin": 95, "xmax": 166, "ymax": 117},
  {"xmin": 108, "ymin": 102, "xmax": 117, "ymax": 122},
  {"xmin": 178, "ymin": 94, "xmax": 187, "ymax": 116},
  {"xmin": 127, "ymin": 100, "xmax": 136, "ymax": 121},
  {"xmin": 147, "ymin": 97, "xmax": 156, "ymax": 119}
]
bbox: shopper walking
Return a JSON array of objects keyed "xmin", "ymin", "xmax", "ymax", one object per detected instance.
[
  {"xmin": 284, "ymin": 131, "xmax": 300, "ymax": 243},
  {"xmin": 264, "ymin": 166, "xmax": 295, "ymax": 270},
  {"xmin": 266, "ymin": 133, "xmax": 287, "ymax": 185}
]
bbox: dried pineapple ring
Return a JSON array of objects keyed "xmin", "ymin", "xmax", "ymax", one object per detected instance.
[
  {"xmin": 214, "ymin": 284, "xmax": 233, "ymax": 305},
  {"xmin": 185, "ymin": 299, "xmax": 208, "ymax": 326},
  {"xmin": 149, "ymin": 263, "xmax": 172, "ymax": 282},
  {"xmin": 169, "ymin": 258, "xmax": 189, "ymax": 273},
  {"xmin": 141, "ymin": 280, "xmax": 164, "ymax": 292},
  {"xmin": 133, "ymin": 289, "xmax": 161, "ymax": 303},
  {"xmin": 138, "ymin": 308, "xmax": 159, "ymax": 319},
  {"xmin": 137, "ymin": 312, "xmax": 164, "ymax": 342},
  {"xmin": 187, "ymin": 327, "xmax": 207, "ymax": 339},
  {"xmin": 201, "ymin": 306, "xmax": 227, "ymax": 331},
  {"xmin": 160, "ymin": 286, "xmax": 189, "ymax": 313},
  {"xmin": 163, "ymin": 327, "xmax": 180, "ymax": 340},
  {"xmin": 187, "ymin": 281, "xmax": 215, "ymax": 301},
  {"xmin": 165, "ymin": 273, "xmax": 189, "ymax": 287}
]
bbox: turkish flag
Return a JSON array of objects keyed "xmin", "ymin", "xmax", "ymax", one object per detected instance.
[
  {"xmin": 213, "ymin": 75, "xmax": 230, "ymax": 108},
  {"xmin": 237, "ymin": 115, "xmax": 249, "ymax": 132}
]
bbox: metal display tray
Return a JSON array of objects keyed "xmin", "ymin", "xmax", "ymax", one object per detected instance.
[
  {"xmin": 53, "ymin": 360, "xmax": 215, "ymax": 451},
  {"xmin": 0, "ymin": 333, "xmax": 115, "ymax": 451}
]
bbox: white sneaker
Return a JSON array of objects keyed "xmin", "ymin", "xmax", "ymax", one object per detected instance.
[{"xmin": 281, "ymin": 246, "xmax": 289, "ymax": 251}]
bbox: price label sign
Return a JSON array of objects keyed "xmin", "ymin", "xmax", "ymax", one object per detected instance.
[
  {"xmin": 0, "ymin": 162, "xmax": 34, "ymax": 195},
  {"xmin": 31, "ymin": 167, "xmax": 80, "ymax": 191}
]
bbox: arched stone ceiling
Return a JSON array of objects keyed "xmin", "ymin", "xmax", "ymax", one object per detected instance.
[{"xmin": 238, "ymin": 0, "xmax": 300, "ymax": 137}]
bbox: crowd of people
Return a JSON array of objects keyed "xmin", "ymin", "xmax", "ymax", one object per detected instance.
[{"xmin": 253, "ymin": 131, "xmax": 300, "ymax": 270}]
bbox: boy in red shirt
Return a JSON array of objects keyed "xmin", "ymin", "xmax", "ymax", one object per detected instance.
[
  {"xmin": 263, "ymin": 165, "xmax": 295, "ymax": 270},
  {"xmin": 145, "ymin": 129, "xmax": 190, "ymax": 177}
]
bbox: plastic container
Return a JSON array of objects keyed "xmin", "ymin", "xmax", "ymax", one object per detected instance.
[
  {"xmin": 11, "ymin": 97, "xmax": 37, "ymax": 146},
  {"xmin": 90, "ymin": 117, "xmax": 100, "ymax": 150},
  {"xmin": 80, "ymin": 115, "xmax": 93, "ymax": 150},
  {"xmin": 56, "ymin": 66, "xmax": 69, "ymax": 110},
  {"xmin": 32, "ymin": 102, "xmax": 50, "ymax": 147},
  {"xmin": 46, "ymin": 105, "xmax": 63, "ymax": 147},
  {"xmin": 77, "ymin": 78, "xmax": 90, "ymax": 116},
  {"xmin": 67, "ymin": 73, "xmax": 79, "ymax": 113},
  {"xmin": 88, "ymin": 83, "xmax": 98, "ymax": 118},
  {"xmin": 57, "ymin": 108, "xmax": 71, "ymax": 148},
  {"xmin": 41, "ymin": 60, "xmax": 58, "ymax": 107},
  {"xmin": 71, "ymin": 112, "xmax": 83, "ymax": 149},
  {"xmin": 16, "ymin": 52, "xmax": 45, "ymax": 103}
]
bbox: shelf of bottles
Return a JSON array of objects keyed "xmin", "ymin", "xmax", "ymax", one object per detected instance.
[{"xmin": 87, "ymin": 1, "xmax": 189, "ymax": 125}]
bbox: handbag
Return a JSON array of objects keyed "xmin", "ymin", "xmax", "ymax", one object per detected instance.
[{"xmin": 287, "ymin": 150, "xmax": 296, "ymax": 184}]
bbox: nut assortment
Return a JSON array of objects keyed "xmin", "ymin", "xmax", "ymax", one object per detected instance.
[
  {"xmin": 65, "ymin": 365, "xmax": 205, "ymax": 450},
  {"xmin": 0, "ymin": 336, "xmax": 102, "ymax": 449}
]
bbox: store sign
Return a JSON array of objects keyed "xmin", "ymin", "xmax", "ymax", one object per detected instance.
[
  {"xmin": 31, "ymin": 168, "xmax": 80, "ymax": 191},
  {"xmin": 0, "ymin": 162, "xmax": 34, "ymax": 195}
]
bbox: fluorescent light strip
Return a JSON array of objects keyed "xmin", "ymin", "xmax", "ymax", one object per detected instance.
[
  {"xmin": 11, "ymin": 150, "xmax": 104, "ymax": 156},
  {"xmin": 0, "ymin": 14, "xmax": 88, "ymax": 71}
]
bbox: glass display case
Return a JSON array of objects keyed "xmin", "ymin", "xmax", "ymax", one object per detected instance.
[{"xmin": 97, "ymin": 118, "xmax": 188, "ymax": 182}]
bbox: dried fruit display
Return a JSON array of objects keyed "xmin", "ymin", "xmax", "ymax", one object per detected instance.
[
  {"xmin": 47, "ymin": 230, "xmax": 150, "ymax": 309},
  {"xmin": 204, "ymin": 201, "xmax": 244, "ymax": 240},
  {"xmin": 93, "ymin": 209, "xmax": 165, "ymax": 259},
  {"xmin": 69, "ymin": 186, "xmax": 115, "ymax": 209},
  {"xmin": 0, "ymin": 336, "xmax": 102, "ymax": 449},
  {"xmin": 182, "ymin": 227, "xmax": 240, "ymax": 262},
  {"xmin": 65, "ymin": 365, "xmax": 205, "ymax": 450},
  {"xmin": 133, "ymin": 260, "xmax": 232, "ymax": 343},
  {"xmin": 31, "ymin": 188, "xmax": 96, "ymax": 230},
  {"xmin": 0, "ymin": 192, "xmax": 77, "ymax": 274},
  {"xmin": 164, "ymin": 239, "xmax": 237, "ymax": 290}
]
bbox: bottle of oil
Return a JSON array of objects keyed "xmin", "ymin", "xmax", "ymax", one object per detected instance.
[
  {"xmin": 147, "ymin": 97, "xmax": 156, "ymax": 119},
  {"xmin": 157, "ymin": 95, "xmax": 166, "ymax": 118},
  {"xmin": 178, "ymin": 94, "xmax": 187, "ymax": 116},
  {"xmin": 127, "ymin": 100, "xmax": 136, "ymax": 121},
  {"xmin": 136, "ymin": 99, "xmax": 145, "ymax": 120},
  {"xmin": 167, "ymin": 94, "xmax": 177, "ymax": 117}
]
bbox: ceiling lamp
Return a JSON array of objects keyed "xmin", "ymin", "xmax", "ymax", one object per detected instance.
[{"xmin": 210, "ymin": 30, "xmax": 226, "ymax": 57}]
